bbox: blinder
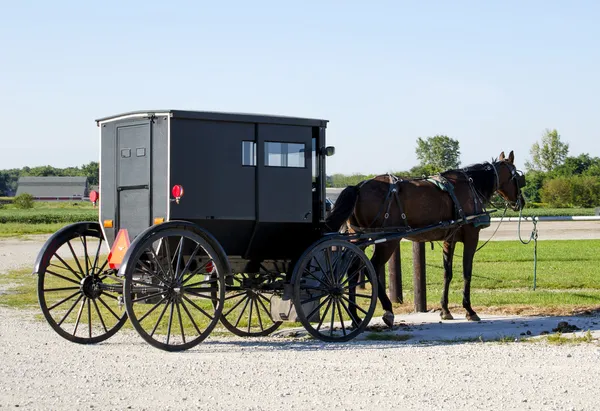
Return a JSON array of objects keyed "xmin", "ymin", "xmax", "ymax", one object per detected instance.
[{"xmin": 516, "ymin": 174, "xmax": 526, "ymax": 188}]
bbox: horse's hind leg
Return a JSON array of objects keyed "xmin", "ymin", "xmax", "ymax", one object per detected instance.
[
  {"xmin": 462, "ymin": 233, "xmax": 481, "ymax": 321},
  {"xmin": 371, "ymin": 242, "xmax": 397, "ymax": 328},
  {"xmin": 440, "ymin": 241, "xmax": 456, "ymax": 320}
]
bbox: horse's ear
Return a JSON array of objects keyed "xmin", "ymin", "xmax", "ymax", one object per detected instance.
[
  {"xmin": 508, "ymin": 150, "xmax": 514, "ymax": 164},
  {"xmin": 499, "ymin": 151, "xmax": 505, "ymax": 161}
]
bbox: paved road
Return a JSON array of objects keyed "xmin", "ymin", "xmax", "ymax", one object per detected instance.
[{"xmin": 479, "ymin": 220, "xmax": 600, "ymax": 241}]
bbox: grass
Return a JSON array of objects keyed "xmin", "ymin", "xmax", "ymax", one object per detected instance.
[
  {"xmin": 0, "ymin": 223, "xmax": 68, "ymax": 237},
  {"xmin": 501, "ymin": 207, "xmax": 596, "ymax": 218},
  {"xmin": 0, "ymin": 200, "xmax": 97, "ymax": 235},
  {"xmin": 364, "ymin": 239, "xmax": 600, "ymax": 318},
  {"xmin": 544, "ymin": 330, "xmax": 594, "ymax": 345}
]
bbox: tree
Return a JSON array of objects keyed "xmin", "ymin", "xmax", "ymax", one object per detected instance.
[
  {"xmin": 415, "ymin": 135, "xmax": 461, "ymax": 174},
  {"xmin": 525, "ymin": 128, "xmax": 569, "ymax": 172}
]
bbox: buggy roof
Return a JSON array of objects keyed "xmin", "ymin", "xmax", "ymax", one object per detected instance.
[{"xmin": 95, "ymin": 109, "xmax": 328, "ymax": 127}]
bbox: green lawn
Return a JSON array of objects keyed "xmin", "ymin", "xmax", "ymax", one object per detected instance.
[{"xmin": 377, "ymin": 239, "xmax": 600, "ymax": 316}]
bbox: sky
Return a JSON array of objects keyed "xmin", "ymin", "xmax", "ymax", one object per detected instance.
[{"xmin": 1, "ymin": 0, "xmax": 599, "ymax": 175}]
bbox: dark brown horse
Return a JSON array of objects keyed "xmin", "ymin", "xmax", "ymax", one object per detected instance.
[{"xmin": 325, "ymin": 151, "xmax": 525, "ymax": 327}]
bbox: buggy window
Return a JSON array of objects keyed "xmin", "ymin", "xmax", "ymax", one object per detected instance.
[
  {"xmin": 265, "ymin": 142, "xmax": 305, "ymax": 168},
  {"xmin": 242, "ymin": 141, "xmax": 257, "ymax": 166}
]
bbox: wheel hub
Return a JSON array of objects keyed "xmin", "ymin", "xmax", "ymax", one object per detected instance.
[{"xmin": 80, "ymin": 275, "xmax": 103, "ymax": 299}]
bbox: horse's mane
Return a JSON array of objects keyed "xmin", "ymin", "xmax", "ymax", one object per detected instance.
[{"xmin": 440, "ymin": 159, "xmax": 499, "ymax": 201}]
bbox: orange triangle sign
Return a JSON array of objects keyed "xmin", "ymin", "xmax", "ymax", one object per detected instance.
[{"xmin": 108, "ymin": 229, "xmax": 131, "ymax": 270}]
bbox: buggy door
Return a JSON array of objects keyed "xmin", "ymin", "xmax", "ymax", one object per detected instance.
[
  {"xmin": 116, "ymin": 121, "xmax": 151, "ymax": 239},
  {"xmin": 258, "ymin": 124, "xmax": 313, "ymax": 223}
]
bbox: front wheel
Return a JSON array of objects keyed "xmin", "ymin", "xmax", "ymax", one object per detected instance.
[
  {"xmin": 121, "ymin": 223, "xmax": 227, "ymax": 351},
  {"xmin": 291, "ymin": 239, "xmax": 378, "ymax": 342}
]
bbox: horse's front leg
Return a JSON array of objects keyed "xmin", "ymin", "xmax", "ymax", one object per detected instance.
[
  {"xmin": 440, "ymin": 240, "xmax": 455, "ymax": 320},
  {"xmin": 371, "ymin": 243, "xmax": 396, "ymax": 328},
  {"xmin": 462, "ymin": 232, "xmax": 480, "ymax": 321}
]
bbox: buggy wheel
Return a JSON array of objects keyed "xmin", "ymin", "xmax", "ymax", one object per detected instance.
[
  {"xmin": 34, "ymin": 222, "xmax": 127, "ymax": 344},
  {"xmin": 121, "ymin": 223, "xmax": 227, "ymax": 351},
  {"xmin": 219, "ymin": 269, "xmax": 283, "ymax": 337},
  {"xmin": 291, "ymin": 239, "xmax": 378, "ymax": 342}
]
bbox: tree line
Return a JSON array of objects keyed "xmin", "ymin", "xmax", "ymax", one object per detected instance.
[
  {"xmin": 327, "ymin": 130, "xmax": 600, "ymax": 209},
  {"xmin": 0, "ymin": 162, "xmax": 99, "ymax": 196}
]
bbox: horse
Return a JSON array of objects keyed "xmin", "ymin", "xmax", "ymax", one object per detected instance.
[{"xmin": 324, "ymin": 151, "xmax": 526, "ymax": 327}]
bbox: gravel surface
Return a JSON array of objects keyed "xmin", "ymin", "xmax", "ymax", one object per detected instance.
[{"xmin": 2, "ymin": 235, "xmax": 600, "ymax": 410}]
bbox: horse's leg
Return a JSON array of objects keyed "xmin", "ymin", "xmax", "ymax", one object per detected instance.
[
  {"xmin": 462, "ymin": 231, "xmax": 481, "ymax": 321},
  {"xmin": 345, "ymin": 250, "xmax": 363, "ymax": 329},
  {"xmin": 370, "ymin": 242, "xmax": 397, "ymax": 328},
  {"xmin": 440, "ymin": 240, "xmax": 455, "ymax": 320}
]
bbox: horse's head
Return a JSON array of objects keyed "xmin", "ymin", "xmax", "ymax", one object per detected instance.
[{"xmin": 494, "ymin": 151, "xmax": 526, "ymax": 211}]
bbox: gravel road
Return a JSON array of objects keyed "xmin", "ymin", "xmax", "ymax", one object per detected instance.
[{"xmin": 2, "ymin": 234, "xmax": 600, "ymax": 410}]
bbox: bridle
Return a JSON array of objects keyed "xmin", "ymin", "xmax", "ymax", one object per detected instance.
[{"xmin": 492, "ymin": 160, "xmax": 526, "ymax": 210}]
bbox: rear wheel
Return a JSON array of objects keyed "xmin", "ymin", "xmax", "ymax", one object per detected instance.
[
  {"xmin": 291, "ymin": 239, "xmax": 378, "ymax": 342},
  {"xmin": 121, "ymin": 223, "xmax": 227, "ymax": 351},
  {"xmin": 35, "ymin": 222, "xmax": 127, "ymax": 344},
  {"xmin": 219, "ymin": 267, "xmax": 284, "ymax": 337}
]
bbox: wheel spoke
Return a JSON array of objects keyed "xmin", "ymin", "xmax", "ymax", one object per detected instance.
[
  {"xmin": 340, "ymin": 262, "xmax": 366, "ymax": 287},
  {"xmin": 73, "ymin": 297, "xmax": 86, "ymax": 336},
  {"xmin": 173, "ymin": 237, "xmax": 185, "ymax": 280},
  {"xmin": 137, "ymin": 295, "xmax": 169, "ymax": 323},
  {"xmin": 150, "ymin": 296, "xmax": 171, "ymax": 337},
  {"xmin": 234, "ymin": 297, "xmax": 251, "ymax": 328},
  {"xmin": 87, "ymin": 297, "xmax": 92, "ymax": 338},
  {"xmin": 57, "ymin": 294, "xmax": 84, "ymax": 326},
  {"xmin": 181, "ymin": 294, "xmax": 215, "ymax": 321},
  {"xmin": 166, "ymin": 299, "xmax": 175, "ymax": 345},
  {"xmin": 305, "ymin": 295, "xmax": 331, "ymax": 322},
  {"xmin": 316, "ymin": 298, "xmax": 333, "ymax": 331},
  {"xmin": 176, "ymin": 244, "xmax": 202, "ymax": 282},
  {"xmin": 181, "ymin": 259, "xmax": 214, "ymax": 286},
  {"xmin": 176, "ymin": 301, "xmax": 186, "ymax": 344},
  {"xmin": 246, "ymin": 295, "xmax": 254, "ymax": 334},
  {"xmin": 254, "ymin": 297, "xmax": 264, "ymax": 332},
  {"xmin": 45, "ymin": 270, "xmax": 81, "ymax": 286},
  {"xmin": 53, "ymin": 253, "xmax": 83, "ymax": 280},
  {"xmin": 92, "ymin": 298, "xmax": 108, "ymax": 333},
  {"xmin": 338, "ymin": 297, "xmax": 360, "ymax": 326},
  {"xmin": 340, "ymin": 296, "xmax": 369, "ymax": 316},
  {"xmin": 67, "ymin": 241, "xmax": 86, "ymax": 278},
  {"xmin": 48, "ymin": 291, "xmax": 81, "ymax": 311},
  {"xmin": 329, "ymin": 298, "xmax": 337, "ymax": 336},
  {"xmin": 97, "ymin": 296, "xmax": 122, "ymax": 320},
  {"xmin": 335, "ymin": 299, "xmax": 347, "ymax": 336},
  {"xmin": 223, "ymin": 294, "xmax": 247, "ymax": 317},
  {"xmin": 180, "ymin": 299, "xmax": 202, "ymax": 335},
  {"xmin": 130, "ymin": 291, "xmax": 167, "ymax": 304},
  {"xmin": 44, "ymin": 286, "xmax": 81, "ymax": 292}
]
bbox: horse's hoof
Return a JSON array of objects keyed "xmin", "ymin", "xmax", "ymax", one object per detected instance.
[
  {"xmin": 440, "ymin": 312, "xmax": 454, "ymax": 320},
  {"xmin": 466, "ymin": 313, "xmax": 481, "ymax": 322},
  {"xmin": 382, "ymin": 311, "xmax": 394, "ymax": 328}
]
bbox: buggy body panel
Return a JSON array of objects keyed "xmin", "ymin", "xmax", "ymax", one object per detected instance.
[{"xmin": 96, "ymin": 110, "xmax": 329, "ymax": 263}]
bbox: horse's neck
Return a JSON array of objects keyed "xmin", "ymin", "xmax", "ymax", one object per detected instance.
[{"xmin": 454, "ymin": 165, "xmax": 496, "ymax": 203}]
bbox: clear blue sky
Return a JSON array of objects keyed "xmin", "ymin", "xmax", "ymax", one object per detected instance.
[{"xmin": 1, "ymin": 0, "xmax": 599, "ymax": 175}]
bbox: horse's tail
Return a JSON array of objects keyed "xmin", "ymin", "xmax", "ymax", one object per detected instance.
[{"xmin": 324, "ymin": 185, "xmax": 360, "ymax": 232}]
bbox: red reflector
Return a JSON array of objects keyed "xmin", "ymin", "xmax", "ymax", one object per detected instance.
[
  {"xmin": 108, "ymin": 229, "xmax": 131, "ymax": 270},
  {"xmin": 89, "ymin": 190, "xmax": 99, "ymax": 203},
  {"xmin": 206, "ymin": 261, "xmax": 214, "ymax": 273},
  {"xmin": 172, "ymin": 185, "xmax": 184, "ymax": 199}
]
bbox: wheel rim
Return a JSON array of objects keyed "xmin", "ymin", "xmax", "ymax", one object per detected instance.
[
  {"xmin": 293, "ymin": 240, "xmax": 377, "ymax": 342},
  {"xmin": 123, "ymin": 229, "xmax": 225, "ymax": 351},
  {"xmin": 37, "ymin": 227, "xmax": 127, "ymax": 344},
  {"xmin": 219, "ymin": 270, "xmax": 283, "ymax": 337}
]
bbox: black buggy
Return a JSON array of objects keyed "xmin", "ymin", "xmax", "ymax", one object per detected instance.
[{"xmin": 33, "ymin": 110, "xmax": 380, "ymax": 351}]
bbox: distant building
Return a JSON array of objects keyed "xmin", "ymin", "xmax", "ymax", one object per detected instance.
[{"xmin": 16, "ymin": 176, "xmax": 89, "ymax": 200}]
